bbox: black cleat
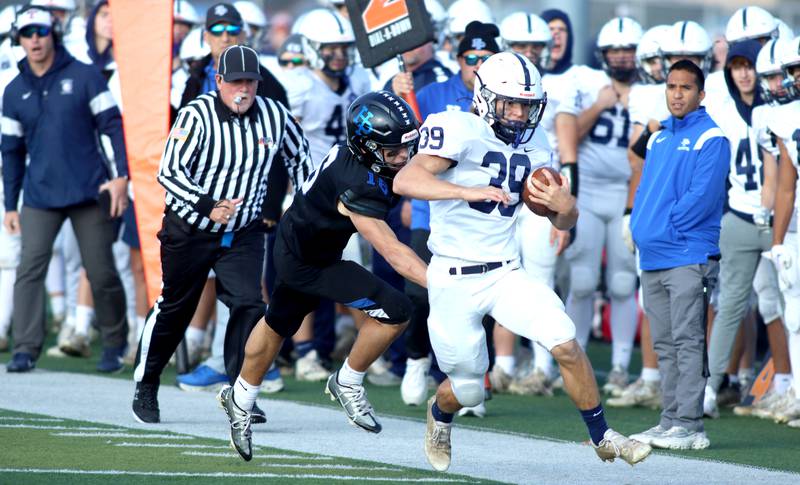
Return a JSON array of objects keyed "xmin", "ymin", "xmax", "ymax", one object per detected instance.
[{"xmin": 132, "ymin": 382, "xmax": 160, "ymax": 423}]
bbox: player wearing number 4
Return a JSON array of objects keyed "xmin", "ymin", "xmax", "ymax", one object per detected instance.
[
  {"xmin": 284, "ymin": 8, "xmax": 369, "ymax": 168},
  {"xmin": 394, "ymin": 52, "xmax": 652, "ymax": 472},
  {"xmin": 567, "ymin": 17, "xmax": 642, "ymax": 396}
]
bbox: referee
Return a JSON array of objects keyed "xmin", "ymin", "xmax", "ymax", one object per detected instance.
[{"xmin": 132, "ymin": 45, "xmax": 311, "ymax": 424}]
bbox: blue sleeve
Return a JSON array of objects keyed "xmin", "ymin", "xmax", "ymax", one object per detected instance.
[
  {"xmin": 1, "ymin": 88, "xmax": 27, "ymax": 212},
  {"xmin": 87, "ymin": 68, "xmax": 128, "ymax": 178},
  {"xmin": 669, "ymin": 136, "xmax": 730, "ymax": 233}
]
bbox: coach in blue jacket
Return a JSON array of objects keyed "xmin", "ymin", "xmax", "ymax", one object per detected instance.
[
  {"xmin": 1, "ymin": 7, "xmax": 128, "ymax": 373},
  {"xmin": 629, "ymin": 60, "xmax": 729, "ymax": 450}
]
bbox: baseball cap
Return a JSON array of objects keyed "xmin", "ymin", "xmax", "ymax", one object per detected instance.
[
  {"xmin": 218, "ymin": 45, "xmax": 262, "ymax": 81},
  {"xmin": 457, "ymin": 21, "xmax": 500, "ymax": 56},
  {"xmin": 205, "ymin": 3, "xmax": 242, "ymax": 30},
  {"xmin": 16, "ymin": 7, "xmax": 52, "ymax": 30}
]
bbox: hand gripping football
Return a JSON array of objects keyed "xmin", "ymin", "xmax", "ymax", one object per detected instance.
[{"xmin": 522, "ymin": 166, "xmax": 562, "ymax": 217}]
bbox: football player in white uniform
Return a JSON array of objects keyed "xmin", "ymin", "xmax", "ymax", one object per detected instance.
[
  {"xmin": 492, "ymin": 11, "xmax": 572, "ymax": 396},
  {"xmin": 394, "ymin": 51, "xmax": 651, "ymax": 472},
  {"xmin": 703, "ymin": 37, "xmax": 794, "ymax": 419},
  {"xmin": 287, "ymin": 9, "xmax": 368, "ymax": 168},
  {"xmin": 759, "ymin": 36, "xmax": 800, "ymax": 427},
  {"xmin": 567, "ymin": 17, "xmax": 642, "ymax": 396}
]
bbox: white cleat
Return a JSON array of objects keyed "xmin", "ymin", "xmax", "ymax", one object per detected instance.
[
  {"xmin": 295, "ymin": 350, "xmax": 330, "ymax": 382},
  {"xmin": 425, "ymin": 397, "xmax": 452, "ymax": 472},
  {"xmin": 401, "ymin": 357, "xmax": 431, "ymax": 406},
  {"xmin": 593, "ymin": 429, "xmax": 652, "ymax": 465}
]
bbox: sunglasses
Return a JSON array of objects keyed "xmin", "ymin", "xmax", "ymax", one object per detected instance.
[
  {"xmin": 463, "ymin": 54, "xmax": 491, "ymax": 66},
  {"xmin": 278, "ymin": 57, "xmax": 304, "ymax": 67},
  {"xmin": 19, "ymin": 25, "xmax": 51, "ymax": 39},
  {"xmin": 208, "ymin": 24, "xmax": 242, "ymax": 36}
]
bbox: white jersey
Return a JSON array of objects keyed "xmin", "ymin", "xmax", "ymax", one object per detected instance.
[
  {"xmin": 284, "ymin": 67, "xmax": 366, "ymax": 168},
  {"xmin": 171, "ymin": 67, "xmax": 189, "ymax": 110},
  {"xmin": 575, "ymin": 68, "xmax": 634, "ymax": 186},
  {"xmin": 706, "ymin": 94, "xmax": 764, "ymax": 215},
  {"xmin": 752, "ymin": 104, "xmax": 781, "ymax": 158},
  {"xmin": 629, "ymin": 83, "xmax": 668, "ymax": 126},
  {"xmin": 420, "ymin": 111, "xmax": 554, "ymax": 262},
  {"xmin": 703, "ymin": 70, "xmax": 729, "ymax": 109},
  {"xmin": 768, "ymin": 101, "xmax": 800, "ymax": 212},
  {"xmin": 540, "ymin": 66, "xmax": 581, "ymax": 155}
]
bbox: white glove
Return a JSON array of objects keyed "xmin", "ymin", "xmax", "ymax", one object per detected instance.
[
  {"xmin": 764, "ymin": 245, "xmax": 798, "ymax": 292},
  {"xmin": 621, "ymin": 214, "xmax": 634, "ymax": 253}
]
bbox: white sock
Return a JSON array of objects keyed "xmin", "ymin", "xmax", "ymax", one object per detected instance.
[
  {"xmin": 610, "ymin": 295, "xmax": 637, "ymax": 369},
  {"xmin": 50, "ymin": 294, "xmax": 65, "ymax": 319},
  {"xmin": 728, "ymin": 373, "xmax": 739, "ymax": 385},
  {"xmin": 185, "ymin": 326, "xmax": 206, "ymax": 345},
  {"xmin": 788, "ymin": 332, "xmax": 800, "ymax": 393},
  {"xmin": 495, "ymin": 355, "xmax": 515, "ymax": 375},
  {"xmin": 640, "ymin": 367, "xmax": 660, "ymax": 383},
  {"xmin": 533, "ymin": 342, "xmax": 554, "ymax": 377},
  {"xmin": 337, "ymin": 358, "xmax": 365, "ymax": 386},
  {"xmin": 0, "ymin": 268, "xmax": 15, "ymax": 335},
  {"xmin": 74, "ymin": 304, "xmax": 95, "ymax": 336},
  {"xmin": 773, "ymin": 373, "xmax": 792, "ymax": 395},
  {"xmin": 232, "ymin": 376, "xmax": 259, "ymax": 412}
]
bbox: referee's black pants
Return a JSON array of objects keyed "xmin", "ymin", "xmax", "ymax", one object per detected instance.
[{"xmin": 134, "ymin": 210, "xmax": 265, "ymax": 385}]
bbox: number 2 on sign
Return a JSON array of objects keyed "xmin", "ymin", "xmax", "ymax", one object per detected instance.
[{"xmin": 362, "ymin": 0, "xmax": 409, "ymax": 33}]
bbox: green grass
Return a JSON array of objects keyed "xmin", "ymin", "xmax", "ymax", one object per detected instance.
[
  {"xmin": 9, "ymin": 331, "xmax": 800, "ymax": 475},
  {"xmin": 0, "ymin": 409, "xmax": 494, "ymax": 484}
]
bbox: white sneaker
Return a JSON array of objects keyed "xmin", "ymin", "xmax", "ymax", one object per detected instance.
[
  {"xmin": 593, "ymin": 428, "xmax": 652, "ymax": 465},
  {"xmin": 59, "ymin": 332, "xmax": 91, "ymax": 358},
  {"xmin": 424, "ymin": 397, "xmax": 452, "ymax": 471},
  {"xmin": 752, "ymin": 390, "xmax": 795, "ymax": 420},
  {"xmin": 703, "ymin": 387, "xmax": 719, "ymax": 419},
  {"xmin": 773, "ymin": 398, "xmax": 800, "ymax": 424},
  {"xmin": 787, "ymin": 418, "xmax": 800, "ymax": 428},
  {"xmin": 607, "ymin": 379, "xmax": 661, "ymax": 409},
  {"xmin": 602, "ymin": 365, "xmax": 629, "ymax": 396},
  {"xmin": 457, "ymin": 402, "xmax": 486, "ymax": 418},
  {"xmin": 295, "ymin": 350, "xmax": 329, "ymax": 382},
  {"xmin": 649, "ymin": 426, "xmax": 710, "ymax": 450},
  {"xmin": 401, "ymin": 357, "xmax": 430, "ymax": 406},
  {"xmin": 489, "ymin": 365, "xmax": 513, "ymax": 393},
  {"xmin": 629, "ymin": 424, "xmax": 670, "ymax": 445}
]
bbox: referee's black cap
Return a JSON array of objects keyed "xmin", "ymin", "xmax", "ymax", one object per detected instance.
[{"xmin": 219, "ymin": 45, "xmax": 263, "ymax": 82}]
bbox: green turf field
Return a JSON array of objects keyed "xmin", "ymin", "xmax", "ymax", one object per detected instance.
[
  {"xmin": 0, "ymin": 408, "xmax": 494, "ymax": 484},
  {"xmin": 4, "ymin": 333, "xmax": 799, "ymax": 477}
]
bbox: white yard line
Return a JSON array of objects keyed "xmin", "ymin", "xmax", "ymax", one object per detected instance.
[
  {"xmin": 52, "ymin": 432, "xmax": 191, "ymax": 439},
  {"xmin": 182, "ymin": 451, "xmax": 333, "ymax": 460},
  {"xmin": 0, "ymin": 424, "xmax": 124, "ymax": 431},
  {"xmin": 1, "ymin": 369, "xmax": 799, "ymax": 485},
  {"xmin": 0, "ymin": 417, "xmax": 64, "ymax": 422},
  {"xmin": 0, "ymin": 468, "xmax": 475, "ymax": 482},
  {"xmin": 113, "ymin": 442, "xmax": 232, "ymax": 450}
]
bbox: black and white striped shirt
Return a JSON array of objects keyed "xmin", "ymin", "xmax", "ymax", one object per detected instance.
[{"xmin": 158, "ymin": 91, "xmax": 311, "ymax": 232}]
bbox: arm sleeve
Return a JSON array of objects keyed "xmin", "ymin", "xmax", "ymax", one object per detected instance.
[
  {"xmin": 1, "ymin": 91, "xmax": 26, "ymax": 212},
  {"xmin": 156, "ymin": 107, "xmax": 216, "ymax": 217},
  {"xmin": 87, "ymin": 69, "xmax": 128, "ymax": 178},
  {"xmin": 669, "ymin": 136, "xmax": 731, "ymax": 233},
  {"xmin": 277, "ymin": 102, "xmax": 313, "ymax": 189}
]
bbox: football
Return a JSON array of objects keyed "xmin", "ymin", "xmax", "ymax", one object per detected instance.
[{"xmin": 522, "ymin": 166, "xmax": 562, "ymax": 217}]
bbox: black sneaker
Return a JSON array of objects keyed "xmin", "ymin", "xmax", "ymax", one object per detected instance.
[
  {"xmin": 251, "ymin": 403, "xmax": 267, "ymax": 424},
  {"xmin": 132, "ymin": 382, "xmax": 160, "ymax": 423},
  {"xmin": 6, "ymin": 352, "xmax": 35, "ymax": 373},
  {"xmin": 97, "ymin": 344, "xmax": 126, "ymax": 373}
]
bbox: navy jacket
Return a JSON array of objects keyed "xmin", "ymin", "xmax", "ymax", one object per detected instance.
[
  {"xmin": 2, "ymin": 46, "xmax": 127, "ymax": 211},
  {"xmin": 631, "ymin": 107, "xmax": 729, "ymax": 271}
]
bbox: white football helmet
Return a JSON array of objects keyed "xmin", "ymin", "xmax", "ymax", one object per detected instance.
[
  {"xmin": 756, "ymin": 38, "xmax": 792, "ymax": 105},
  {"xmin": 661, "ymin": 21, "xmax": 713, "ymax": 75},
  {"xmin": 173, "ymin": 0, "xmax": 200, "ymax": 25},
  {"xmin": 473, "ymin": 52, "xmax": 547, "ymax": 148},
  {"xmin": 780, "ymin": 36, "xmax": 800, "ymax": 100},
  {"xmin": 234, "ymin": 1, "xmax": 267, "ymax": 29},
  {"xmin": 30, "ymin": 0, "xmax": 75, "ymax": 11},
  {"xmin": 424, "ymin": 0, "xmax": 448, "ymax": 40},
  {"xmin": 776, "ymin": 19, "xmax": 794, "ymax": 40},
  {"xmin": 0, "ymin": 5, "xmax": 21, "ymax": 36},
  {"xmin": 636, "ymin": 24, "xmax": 671, "ymax": 84},
  {"xmin": 725, "ymin": 6, "xmax": 777, "ymax": 43},
  {"xmin": 179, "ymin": 26, "xmax": 210, "ymax": 62},
  {"xmin": 293, "ymin": 8, "xmax": 354, "ymax": 75},
  {"xmin": 499, "ymin": 12, "xmax": 551, "ymax": 71},
  {"xmin": 444, "ymin": 0, "xmax": 493, "ymax": 49},
  {"xmin": 596, "ymin": 17, "xmax": 643, "ymax": 82}
]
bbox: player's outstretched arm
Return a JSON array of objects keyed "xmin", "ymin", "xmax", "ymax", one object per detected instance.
[
  {"xmin": 394, "ymin": 153, "xmax": 511, "ymax": 205},
  {"xmin": 340, "ymin": 203, "xmax": 428, "ymax": 288}
]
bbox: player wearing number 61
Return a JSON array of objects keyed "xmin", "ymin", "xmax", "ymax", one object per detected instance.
[{"xmin": 393, "ymin": 51, "xmax": 652, "ymax": 472}]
